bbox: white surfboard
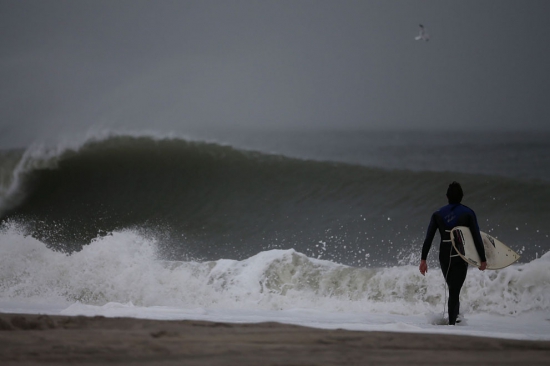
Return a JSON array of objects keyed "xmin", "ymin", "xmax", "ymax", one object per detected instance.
[{"xmin": 450, "ymin": 226, "xmax": 520, "ymax": 270}]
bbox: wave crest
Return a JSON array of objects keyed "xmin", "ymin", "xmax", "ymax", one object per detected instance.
[{"xmin": 1, "ymin": 132, "xmax": 549, "ymax": 265}]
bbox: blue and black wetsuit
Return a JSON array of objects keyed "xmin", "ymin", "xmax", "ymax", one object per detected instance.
[{"xmin": 421, "ymin": 203, "xmax": 486, "ymax": 325}]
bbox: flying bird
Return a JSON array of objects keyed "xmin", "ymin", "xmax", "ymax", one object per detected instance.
[{"xmin": 415, "ymin": 24, "xmax": 430, "ymax": 41}]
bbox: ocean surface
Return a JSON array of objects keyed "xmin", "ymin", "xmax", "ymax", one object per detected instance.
[{"xmin": 1, "ymin": 129, "xmax": 549, "ymax": 340}]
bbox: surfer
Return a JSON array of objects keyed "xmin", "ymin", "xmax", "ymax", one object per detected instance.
[{"xmin": 419, "ymin": 181, "xmax": 487, "ymax": 325}]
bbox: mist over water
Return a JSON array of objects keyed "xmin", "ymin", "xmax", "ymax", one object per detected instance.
[{"xmin": 214, "ymin": 129, "xmax": 550, "ymax": 182}]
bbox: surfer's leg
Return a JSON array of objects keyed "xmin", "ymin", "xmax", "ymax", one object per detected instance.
[
  {"xmin": 446, "ymin": 258, "xmax": 468, "ymax": 325},
  {"xmin": 439, "ymin": 254, "xmax": 453, "ymax": 323}
]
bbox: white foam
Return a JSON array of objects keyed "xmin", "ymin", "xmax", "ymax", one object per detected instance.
[{"xmin": 1, "ymin": 223, "xmax": 549, "ymax": 340}]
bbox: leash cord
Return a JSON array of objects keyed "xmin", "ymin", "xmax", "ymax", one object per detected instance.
[{"xmin": 443, "ymin": 243, "xmax": 453, "ymax": 321}]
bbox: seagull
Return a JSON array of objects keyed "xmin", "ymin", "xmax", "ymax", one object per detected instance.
[{"xmin": 415, "ymin": 24, "xmax": 430, "ymax": 41}]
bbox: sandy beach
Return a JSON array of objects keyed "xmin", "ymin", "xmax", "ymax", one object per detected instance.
[{"xmin": 0, "ymin": 313, "xmax": 549, "ymax": 365}]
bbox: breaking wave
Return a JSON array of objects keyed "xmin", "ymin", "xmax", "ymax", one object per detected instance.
[
  {"xmin": 0, "ymin": 223, "xmax": 548, "ymax": 316},
  {"xmin": 0, "ymin": 132, "xmax": 548, "ymax": 265}
]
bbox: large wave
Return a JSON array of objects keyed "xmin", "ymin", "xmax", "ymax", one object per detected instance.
[{"xmin": 0, "ymin": 133, "xmax": 548, "ymax": 265}]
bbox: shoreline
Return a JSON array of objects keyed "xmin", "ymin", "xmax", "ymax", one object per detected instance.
[{"xmin": 1, "ymin": 313, "xmax": 549, "ymax": 365}]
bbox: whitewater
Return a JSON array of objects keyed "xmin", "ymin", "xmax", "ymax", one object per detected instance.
[
  {"xmin": 0, "ymin": 223, "xmax": 549, "ymax": 340},
  {"xmin": 1, "ymin": 130, "xmax": 549, "ymax": 340}
]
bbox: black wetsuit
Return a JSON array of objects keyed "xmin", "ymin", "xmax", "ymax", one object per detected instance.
[{"xmin": 421, "ymin": 203, "xmax": 486, "ymax": 325}]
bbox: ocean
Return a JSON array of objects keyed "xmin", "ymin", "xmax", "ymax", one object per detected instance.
[{"xmin": 1, "ymin": 129, "xmax": 549, "ymax": 340}]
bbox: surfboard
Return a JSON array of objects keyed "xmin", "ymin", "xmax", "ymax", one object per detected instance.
[{"xmin": 450, "ymin": 226, "xmax": 520, "ymax": 270}]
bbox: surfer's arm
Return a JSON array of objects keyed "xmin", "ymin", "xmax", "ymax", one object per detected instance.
[
  {"xmin": 419, "ymin": 214, "xmax": 437, "ymax": 276},
  {"xmin": 421, "ymin": 213, "xmax": 437, "ymax": 261}
]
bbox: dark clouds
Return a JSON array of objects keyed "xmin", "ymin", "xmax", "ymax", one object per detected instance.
[{"xmin": 1, "ymin": 0, "xmax": 550, "ymax": 148}]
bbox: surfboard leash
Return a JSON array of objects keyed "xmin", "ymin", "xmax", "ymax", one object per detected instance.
[{"xmin": 442, "ymin": 243, "xmax": 453, "ymax": 322}]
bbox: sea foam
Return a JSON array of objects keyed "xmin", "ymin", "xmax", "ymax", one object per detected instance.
[{"xmin": 1, "ymin": 222, "xmax": 548, "ymax": 317}]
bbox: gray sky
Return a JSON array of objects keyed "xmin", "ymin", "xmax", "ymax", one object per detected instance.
[{"xmin": 1, "ymin": 0, "xmax": 550, "ymax": 148}]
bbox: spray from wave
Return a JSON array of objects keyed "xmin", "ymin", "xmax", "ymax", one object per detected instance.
[{"xmin": 1, "ymin": 222, "xmax": 548, "ymax": 316}]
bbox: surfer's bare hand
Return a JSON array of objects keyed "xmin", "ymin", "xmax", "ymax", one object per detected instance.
[
  {"xmin": 479, "ymin": 262, "xmax": 487, "ymax": 271},
  {"xmin": 419, "ymin": 260, "xmax": 428, "ymax": 276}
]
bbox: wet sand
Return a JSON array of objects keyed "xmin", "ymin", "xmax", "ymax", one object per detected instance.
[{"xmin": 0, "ymin": 313, "xmax": 549, "ymax": 365}]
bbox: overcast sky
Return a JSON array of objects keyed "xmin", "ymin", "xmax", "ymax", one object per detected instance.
[{"xmin": 1, "ymin": 0, "xmax": 550, "ymax": 148}]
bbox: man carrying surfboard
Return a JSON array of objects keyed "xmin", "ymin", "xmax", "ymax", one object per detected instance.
[{"xmin": 419, "ymin": 181, "xmax": 487, "ymax": 325}]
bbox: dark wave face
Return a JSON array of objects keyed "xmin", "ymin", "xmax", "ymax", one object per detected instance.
[{"xmin": 1, "ymin": 135, "xmax": 549, "ymax": 266}]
